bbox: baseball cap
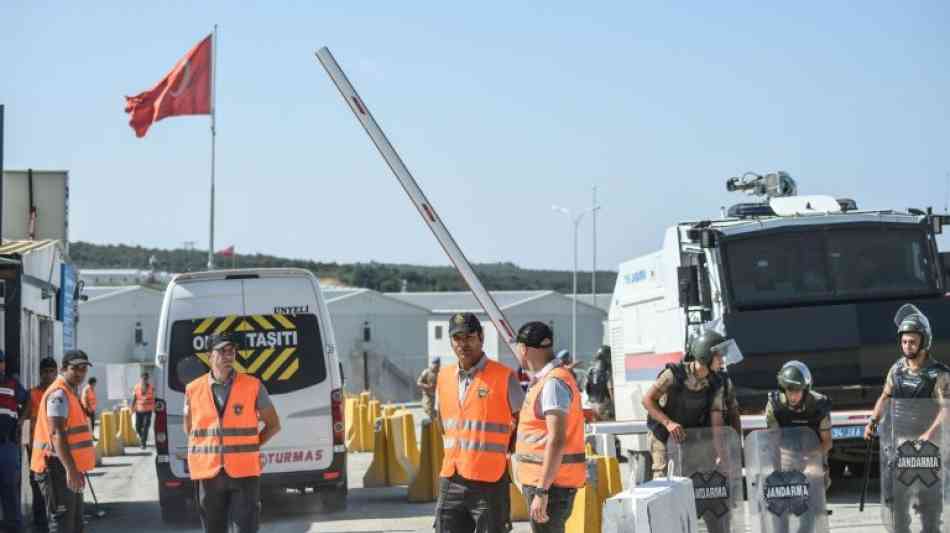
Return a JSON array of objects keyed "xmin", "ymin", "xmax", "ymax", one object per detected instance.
[
  {"xmin": 516, "ymin": 321, "xmax": 553, "ymax": 348},
  {"xmin": 448, "ymin": 313, "xmax": 483, "ymax": 337},
  {"xmin": 62, "ymin": 350, "xmax": 93, "ymax": 368},
  {"xmin": 209, "ymin": 332, "xmax": 242, "ymax": 351}
]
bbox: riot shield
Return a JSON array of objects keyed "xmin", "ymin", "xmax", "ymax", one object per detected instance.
[
  {"xmin": 745, "ymin": 426, "xmax": 829, "ymax": 533},
  {"xmin": 668, "ymin": 426, "xmax": 745, "ymax": 533},
  {"xmin": 879, "ymin": 398, "xmax": 950, "ymax": 533}
]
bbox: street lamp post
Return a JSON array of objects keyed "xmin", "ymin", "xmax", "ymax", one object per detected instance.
[{"xmin": 553, "ymin": 204, "xmax": 600, "ymax": 360}]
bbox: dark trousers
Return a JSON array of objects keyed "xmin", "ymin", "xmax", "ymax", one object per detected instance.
[
  {"xmin": 197, "ymin": 472, "xmax": 261, "ymax": 533},
  {"xmin": 134, "ymin": 411, "xmax": 152, "ymax": 447},
  {"xmin": 522, "ymin": 485, "xmax": 576, "ymax": 533},
  {"xmin": 435, "ymin": 474, "xmax": 510, "ymax": 533},
  {"xmin": 25, "ymin": 446, "xmax": 47, "ymax": 529},
  {"xmin": 36, "ymin": 458, "xmax": 84, "ymax": 533},
  {"xmin": 0, "ymin": 442, "xmax": 22, "ymax": 532}
]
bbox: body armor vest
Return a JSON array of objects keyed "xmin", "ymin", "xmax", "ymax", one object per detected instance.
[
  {"xmin": 648, "ymin": 363, "xmax": 721, "ymax": 442},
  {"xmin": 768, "ymin": 390, "xmax": 831, "ymax": 437}
]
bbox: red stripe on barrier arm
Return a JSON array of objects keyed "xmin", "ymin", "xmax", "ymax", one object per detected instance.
[
  {"xmin": 351, "ymin": 95, "xmax": 367, "ymax": 115},
  {"xmin": 421, "ymin": 204, "xmax": 437, "ymax": 223}
]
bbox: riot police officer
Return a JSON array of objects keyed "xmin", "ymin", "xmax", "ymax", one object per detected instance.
[
  {"xmin": 642, "ymin": 331, "xmax": 725, "ymax": 479},
  {"xmin": 766, "ymin": 361, "xmax": 833, "ymax": 488},
  {"xmin": 585, "ymin": 346, "xmax": 613, "ymax": 421},
  {"xmin": 865, "ymin": 305, "xmax": 949, "ymax": 533},
  {"xmin": 0, "ymin": 350, "xmax": 28, "ymax": 533}
]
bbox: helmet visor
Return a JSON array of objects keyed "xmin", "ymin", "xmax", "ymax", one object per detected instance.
[{"xmin": 712, "ymin": 339, "xmax": 744, "ymax": 368}]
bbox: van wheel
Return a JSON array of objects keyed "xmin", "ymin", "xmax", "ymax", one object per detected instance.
[{"xmin": 319, "ymin": 484, "xmax": 348, "ymax": 512}]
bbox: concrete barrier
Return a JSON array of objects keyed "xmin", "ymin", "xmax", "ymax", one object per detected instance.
[
  {"xmin": 362, "ymin": 418, "xmax": 389, "ymax": 487},
  {"xmin": 98, "ymin": 412, "xmax": 122, "ymax": 457},
  {"xmin": 385, "ymin": 411, "xmax": 416, "ymax": 486},
  {"xmin": 408, "ymin": 417, "xmax": 444, "ymax": 502},
  {"xmin": 117, "ymin": 407, "xmax": 141, "ymax": 448}
]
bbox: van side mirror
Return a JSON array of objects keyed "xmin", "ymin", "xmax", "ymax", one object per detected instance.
[{"xmin": 677, "ymin": 266, "xmax": 701, "ymax": 308}]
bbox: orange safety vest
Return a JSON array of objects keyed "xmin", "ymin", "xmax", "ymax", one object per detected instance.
[
  {"xmin": 29, "ymin": 387, "xmax": 45, "ymax": 440},
  {"xmin": 515, "ymin": 365, "xmax": 586, "ymax": 488},
  {"xmin": 30, "ymin": 376, "xmax": 96, "ymax": 473},
  {"xmin": 134, "ymin": 382, "xmax": 155, "ymax": 412},
  {"xmin": 437, "ymin": 358, "xmax": 514, "ymax": 482},
  {"xmin": 186, "ymin": 372, "xmax": 262, "ymax": 480},
  {"xmin": 81, "ymin": 384, "xmax": 97, "ymax": 413}
]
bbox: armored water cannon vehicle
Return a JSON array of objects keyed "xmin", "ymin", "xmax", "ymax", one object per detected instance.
[{"xmin": 605, "ymin": 170, "xmax": 950, "ymax": 475}]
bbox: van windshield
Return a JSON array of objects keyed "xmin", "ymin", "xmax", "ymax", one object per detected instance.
[{"xmin": 167, "ymin": 313, "xmax": 326, "ymax": 394}]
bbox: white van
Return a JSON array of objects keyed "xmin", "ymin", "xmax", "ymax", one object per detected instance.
[{"xmin": 152, "ymin": 268, "xmax": 346, "ymax": 522}]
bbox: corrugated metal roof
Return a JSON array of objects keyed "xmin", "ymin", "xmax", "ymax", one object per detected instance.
[
  {"xmin": 384, "ymin": 290, "xmax": 553, "ymax": 313},
  {"xmin": 0, "ymin": 239, "xmax": 58, "ymax": 256},
  {"xmin": 567, "ymin": 293, "xmax": 613, "ymax": 313}
]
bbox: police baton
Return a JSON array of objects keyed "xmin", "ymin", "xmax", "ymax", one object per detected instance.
[{"xmin": 859, "ymin": 434, "xmax": 874, "ymax": 512}]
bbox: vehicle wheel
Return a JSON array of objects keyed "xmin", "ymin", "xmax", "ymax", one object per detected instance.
[
  {"xmin": 319, "ymin": 483, "xmax": 348, "ymax": 512},
  {"xmin": 627, "ymin": 451, "xmax": 653, "ymax": 485}
]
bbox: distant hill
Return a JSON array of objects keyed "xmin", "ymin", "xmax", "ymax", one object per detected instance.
[{"xmin": 70, "ymin": 241, "xmax": 617, "ymax": 293}]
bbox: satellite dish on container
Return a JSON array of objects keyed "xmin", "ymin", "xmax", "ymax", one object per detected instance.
[{"xmin": 769, "ymin": 195, "xmax": 842, "ymax": 216}]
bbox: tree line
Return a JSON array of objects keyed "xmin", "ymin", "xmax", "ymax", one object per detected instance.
[{"xmin": 70, "ymin": 242, "xmax": 617, "ymax": 294}]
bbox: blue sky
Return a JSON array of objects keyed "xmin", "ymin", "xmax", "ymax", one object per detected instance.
[{"xmin": 2, "ymin": 2, "xmax": 948, "ymax": 271}]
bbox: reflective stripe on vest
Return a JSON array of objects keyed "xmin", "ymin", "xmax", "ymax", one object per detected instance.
[
  {"xmin": 30, "ymin": 376, "xmax": 96, "ymax": 473},
  {"xmin": 437, "ymin": 358, "xmax": 514, "ymax": 482},
  {"xmin": 134, "ymin": 383, "xmax": 155, "ymax": 412},
  {"xmin": 515, "ymin": 366, "xmax": 586, "ymax": 488},
  {"xmin": 186, "ymin": 372, "xmax": 262, "ymax": 480}
]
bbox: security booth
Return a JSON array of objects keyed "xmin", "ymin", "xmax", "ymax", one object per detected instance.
[{"xmin": 0, "ymin": 239, "xmax": 75, "ymax": 524}]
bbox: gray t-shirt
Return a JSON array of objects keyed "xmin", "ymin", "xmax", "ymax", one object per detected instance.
[
  {"xmin": 183, "ymin": 371, "xmax": 273, "ymax": 417},
  {"xmin": 530, "ymin": 360, "xmax": 573, "ymax": 419}
]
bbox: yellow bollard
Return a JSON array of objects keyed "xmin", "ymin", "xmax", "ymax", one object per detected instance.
[
  {"xmin": 344, "ymin": 398, "xmax": 360, "ymax": 451},
  {"xmin": 362, "ymin": 418, "xmax": 390, "ymax": 487},
  {"xmin": 359, "ymin": 391, "xmax": 371, "ymax": 406},
  {"xmin": 369, "ymin": 400, "xmax": 382, "ymax": 423}
]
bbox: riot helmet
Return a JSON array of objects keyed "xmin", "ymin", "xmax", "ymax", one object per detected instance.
[
  {"xmin": 595, "ymin": 345, "xmax": 611, "ymax": 363},
  {"xmin": 777, "ymin": 360, "xmax": 813, "ymax": 393},
  {"xmin": 688, "ymin": 330, "xmax": 727, "ymax": 368},
  {"xmin": 894, "ymin": 303, "xmax": 932, "ymax": 357}
]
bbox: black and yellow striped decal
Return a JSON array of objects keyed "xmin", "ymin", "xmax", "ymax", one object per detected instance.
[{"xmin": 191, "ymin": 314, "xmax": 300, "ymax": 382}]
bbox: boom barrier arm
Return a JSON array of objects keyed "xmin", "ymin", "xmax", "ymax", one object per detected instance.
[{"xmin": 315, "ymin": 47, "xmax": 520, "ymax": 357}]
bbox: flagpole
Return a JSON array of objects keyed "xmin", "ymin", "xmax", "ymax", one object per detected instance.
[{"xmin": 207, "ymin": 25, "xmax": 218, "ymax": 269}]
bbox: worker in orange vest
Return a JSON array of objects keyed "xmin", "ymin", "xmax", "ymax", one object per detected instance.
[
  {"xmin": 31, "ymin": 350, "xmax": 96, "ymax": 533},
  {"xmin": 80, "ymin": 377, "xmax": 98, "ymax": 436},
  {"xmin": 513, "ymin": 322, "xmax": 586, "ymax": 533},
  {"xmin": 132, "ymin": 372, "xmax": 155, "ymax": 449},
  {"xmin": 26, "ymin": 356, "xmax": 58, "ymax": 531},
  {"xmin": 185, "ymin": 332, "xmax": 281, "ymax": 533},
  {"xmin": 434, "ymin": 312, "xmax": 525, "ymax": 533}
]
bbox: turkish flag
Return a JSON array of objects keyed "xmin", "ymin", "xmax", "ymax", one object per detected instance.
[
  {"xmin": 216, "ymin": 245, "xmax": 235, "ymax": 257},
  {"xmin": 124, "ymin": 35, "xmax": 212, "ymax": 138}
]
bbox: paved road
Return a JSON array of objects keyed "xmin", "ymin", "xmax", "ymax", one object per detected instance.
[{"xmin": 78, "ymin": 446, "xmax": 892, "ymax": 533}]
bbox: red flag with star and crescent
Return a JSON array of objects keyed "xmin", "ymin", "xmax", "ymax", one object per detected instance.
[{"xmin": 124, "ymin": 35, "xmax": 212, "ymax": 138}]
